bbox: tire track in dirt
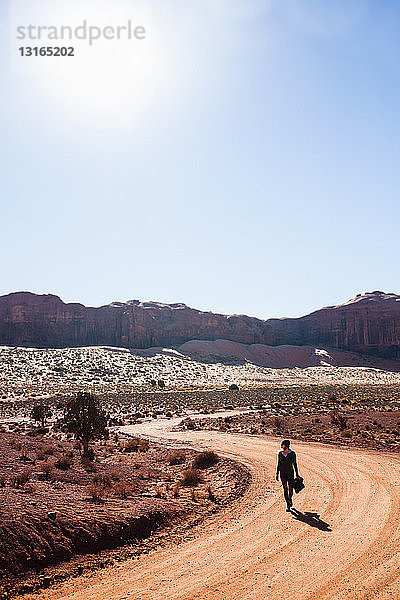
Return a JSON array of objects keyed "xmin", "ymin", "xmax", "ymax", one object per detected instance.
[{"xmin": 25, "ymin": 425, "xmax": 400, "ymax": 600}]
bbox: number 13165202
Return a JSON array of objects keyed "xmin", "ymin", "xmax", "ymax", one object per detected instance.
[{"xmin": 19, "ymin": 47, "xmax": 75, "ymax": 57}]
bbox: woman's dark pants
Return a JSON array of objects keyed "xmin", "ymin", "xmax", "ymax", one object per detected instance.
[{"xmin": 280, "ymin": 474, "xmax": 294, "ymax": 507}]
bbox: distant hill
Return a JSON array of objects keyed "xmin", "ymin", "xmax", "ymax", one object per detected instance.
[{"xmin": 0, "ymin": 290, "xmax": 399, "ymax": 361}]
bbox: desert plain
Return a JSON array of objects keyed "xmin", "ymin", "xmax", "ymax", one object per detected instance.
[{"xmin": 1, "ymin": 344, "xmax": 400, "ymax": 599}]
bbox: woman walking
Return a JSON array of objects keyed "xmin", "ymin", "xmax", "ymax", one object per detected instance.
[{"xmin": 276, "ymin": 439, "xmax": 300, "ymax": 511}]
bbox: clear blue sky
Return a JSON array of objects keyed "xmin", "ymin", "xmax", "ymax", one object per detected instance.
[{"xmin": 1, "ymin": 0, "xmax": 399, "ymax": 318}]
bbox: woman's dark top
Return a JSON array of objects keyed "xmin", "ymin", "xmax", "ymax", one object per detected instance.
[{"xmin": 276, "ymin": 450, "xmax": 298, "ymax": 479}]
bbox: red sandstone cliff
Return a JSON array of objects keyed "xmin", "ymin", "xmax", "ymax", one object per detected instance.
[
  {"xmin": 0, "ymin": 293, "xmax": 268, "ymax": 349},
  {"xmin": 263, "ymin": 291, "xmax": 400, "ymax": 361},
  {"xmin": 0, "ymin": 291, "xmax": 399, "ymax": 361}
]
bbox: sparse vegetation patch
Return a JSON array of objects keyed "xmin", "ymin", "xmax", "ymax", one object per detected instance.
[
  {"xmin": 180, "ymin": 468, "xmax": 203, "ymax": 487},
  {"xmin": 0, "ymin": 426, "xmax": 247, "ymax": 598},
  {"xmin": 192, "ymin": 451, "xmax": 219, "ymax": 469}
]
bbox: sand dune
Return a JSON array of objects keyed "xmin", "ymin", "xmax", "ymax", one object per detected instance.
[{"xmin": 178, "ymin": 339, "xmax": 399, "ymax": 369}]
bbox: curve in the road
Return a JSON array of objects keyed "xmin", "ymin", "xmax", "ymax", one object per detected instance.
[{"xmin": 25, "ymin": 423, "xmax": 400, "ymax": 600}]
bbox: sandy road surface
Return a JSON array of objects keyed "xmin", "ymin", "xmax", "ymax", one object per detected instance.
[{"xmin": 29, "ymin": 418, "xmax": 400, "ymax": 600}]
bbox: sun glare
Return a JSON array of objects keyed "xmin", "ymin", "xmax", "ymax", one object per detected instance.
[{"xmin": 11, "ymin": 0, "xmax": 175, "ymax": 128}]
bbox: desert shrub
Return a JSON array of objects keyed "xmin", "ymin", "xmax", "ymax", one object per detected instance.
[
  {"xmin": 92, "ymin": 473, "xmax": 112, "ymax": 489},
  {"xmin": 10, "ymin": 470, "xmax": 31, "ymax": 488},
  {"xmin": 272, "ymin": 416, "xmax": 285, "ymax": 433},
  {"xmin": 35, "ymin": 445, "xmax": 57, "ymax": 461},
  {"xmin": 158, "ymin": 380, "xmax": 165, "ymax": 388},
  {"xmin": 19, "ymin": 445, "xmax": 30, "ymax": 462},
  {"xmin": 180, "ymin": 468, "xmax": 203, "ymax": 487},
  {"xmin": 87, "ymin": 482, "xmax": 107, "ymax": 503},
  {"xmin": 192, "ymin": 451, "xmax": 219, "ymax": 470},
  {"xmin": 330, "ymin": 411, "xmax": 348, "ymax": 430},
  {"xmin": 113, "ymin": 481, "xmax": 130, "ymax": 498},
  {"xmin": 139, "ymin": 439, "xmax": 150, "ymax": 452},
  {"xmin": 121, "ymin": 438, "xmax": 140, "ymax": 453},
  {"xmin": 40, "ymin": 461, "xmax": 55, "ymax": 480},
  {"xmin": 229, "ymin": 384, "xmax": 239, "ymax": 391},
  {"xmin": 168, "ymin": 451, "xmax": 186, "ymax": 465},
  {"xmin": 54, "ymin": 454, "xmax": 73, "ymax": 470},
  {"xmin": 31, "ymin": 403, "xmax": 51, "ymax": 427},
  {"xmin": 341, "ymin": 430, "xmax": 352, "ymax": 438}
]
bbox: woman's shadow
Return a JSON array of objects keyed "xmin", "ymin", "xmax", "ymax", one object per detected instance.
[{"xmin": 290, "ymin": 508, "xmax": 332, "ymax": 532}]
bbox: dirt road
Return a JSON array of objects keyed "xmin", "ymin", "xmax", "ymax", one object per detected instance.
[{"xmin": 29, "ymin": 420, "xmax": 400, "ymax": 600}]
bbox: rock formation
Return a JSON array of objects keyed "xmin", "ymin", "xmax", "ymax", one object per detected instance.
[
  {"xmin": 263, "ymin": 291, "xmax": 400, "ymax": 361},
  {"xmin": 0, "ymin": 290, "xmax": 399, "ymax": 361}
]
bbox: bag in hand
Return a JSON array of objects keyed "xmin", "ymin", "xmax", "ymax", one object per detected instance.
[{"xmin": 293, "ymin": 476, "xmax": 305, "ymax": 494}]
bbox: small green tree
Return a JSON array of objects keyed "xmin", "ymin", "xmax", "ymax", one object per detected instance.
[
  {"xmin": 63, "ymin": 392, "xmax": 108, "ymax": 458},
  {"xmin": 31, "ymin": 403, "xmax": 51, "ymax": 428}
]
